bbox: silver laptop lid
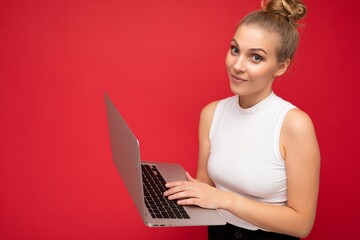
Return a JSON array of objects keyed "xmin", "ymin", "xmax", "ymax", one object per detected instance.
[{"xmin": 104, "ymin": 92, "xmax": 145, "ymax": 220}]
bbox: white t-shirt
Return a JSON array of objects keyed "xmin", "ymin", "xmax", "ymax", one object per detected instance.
[{"xmin": 208, "ymin": 92, "xmax": 296, "ymax": 230}]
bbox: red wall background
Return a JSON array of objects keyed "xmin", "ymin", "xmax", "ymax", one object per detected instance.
[{"xmin": 1, "ymin": 0, "xmax": 359, "ymax": 239}]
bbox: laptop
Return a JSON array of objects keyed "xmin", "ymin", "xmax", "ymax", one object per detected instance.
[{"xmin": 104, "ymin": 92, "xmax": 226, "ymax": 227}]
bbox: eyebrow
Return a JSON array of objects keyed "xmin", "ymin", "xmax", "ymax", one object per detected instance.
[
  {"xmin": 231, "ymin": 39, "xmax": 268, "ymax": 55},
  {"xmin": 231, "ymin": 39, "xmax": 239, "ymax": 46}
]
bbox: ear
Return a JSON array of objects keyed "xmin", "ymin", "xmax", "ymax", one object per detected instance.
[{"xmin": 274, "ymin": 58, "xmax": 291, "ymax": 77}]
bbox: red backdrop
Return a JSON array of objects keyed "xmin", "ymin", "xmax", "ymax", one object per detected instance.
[{"xmin": 1, "ymin": 0, "xmax": 359, "ymax": 239}]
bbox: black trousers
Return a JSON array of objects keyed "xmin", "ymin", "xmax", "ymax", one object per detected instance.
[{"xmin": 208, "ymin": 224, "xmax": 300, "ymax": 240}]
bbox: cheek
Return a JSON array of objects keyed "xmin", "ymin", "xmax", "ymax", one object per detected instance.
[{"xmin": 248, "ymin": 65, "xmax": 275, "ymax": 80}]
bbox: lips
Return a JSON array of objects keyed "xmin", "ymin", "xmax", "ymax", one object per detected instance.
[{"xmin": 230, "ymin": 74, "xmax": 247, "ymax": 83}]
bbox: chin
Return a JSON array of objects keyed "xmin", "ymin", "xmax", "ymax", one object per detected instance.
[{"xmin": 229, "ymin": 84, "xmax": 246, "ymax": 96}]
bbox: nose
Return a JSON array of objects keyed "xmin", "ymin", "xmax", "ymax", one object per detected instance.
[{"xmin": 233, "ymin": 56, "xmax": 246, "ymax": 73}]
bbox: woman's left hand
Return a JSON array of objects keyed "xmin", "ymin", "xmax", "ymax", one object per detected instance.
[{"xmin": 163, "ymin": 172, "xmax": 223, "ymax": 209}]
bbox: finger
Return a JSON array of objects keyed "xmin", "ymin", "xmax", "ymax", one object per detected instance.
[
  {"xmin": 177, "ymin": 197, "xmax": 199, "ymax": 206},
  {"xmin": 167, "ymin": 191, "xmax": 187, "ymax": 200},
  {"xmin": 163, "ymin": 184, "xmax": 185, "ymax": 196},
  {"xmin": 164, "ymin": 184, "xmax": 196, "ymax": 199},
  {"xmin": 165, "ymin": 180, "xmax": 183, "ymax": 188}
]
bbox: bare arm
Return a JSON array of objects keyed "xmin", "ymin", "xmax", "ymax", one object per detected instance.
[{"xmin": 196, "ymin": 101, "xmax": 219, "ymax": 186}]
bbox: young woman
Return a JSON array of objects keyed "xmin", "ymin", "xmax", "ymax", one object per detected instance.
[{"xmin": 164, "ymin": 0, "xmax": 320, "ymax": 239}]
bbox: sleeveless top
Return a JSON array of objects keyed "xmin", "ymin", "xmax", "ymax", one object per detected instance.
[{"xmin": 207, "ymin": 92, "xmax": 296, "ymax": 230}]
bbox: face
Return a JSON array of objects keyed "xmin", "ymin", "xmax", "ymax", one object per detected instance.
[{"xmin": 225, "ymin": 24, "xmax": 290, "ymax": 108}]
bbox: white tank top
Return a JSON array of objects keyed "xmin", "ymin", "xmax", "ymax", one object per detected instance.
[{"xmin": 208, "ymin": 92, "xmax": 296, "ymax": 230}]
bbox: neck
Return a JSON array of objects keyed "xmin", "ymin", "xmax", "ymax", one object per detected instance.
[{"xmin": 238, "ymin": 89, "xmax": 273, "ymax": 109}]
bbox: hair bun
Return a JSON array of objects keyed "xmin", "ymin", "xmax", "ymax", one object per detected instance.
[{"xmin": 262, "ymin": 0, "xmax": 307, "ymax": 27}]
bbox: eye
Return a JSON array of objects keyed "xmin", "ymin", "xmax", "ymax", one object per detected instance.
[
  {"xmin": 251, "ymin": 54, "xmax": 263, "ymax": 62},
  {"xmin": 230, "ymin": 45, "xmax": 239, "ymax": 55}
]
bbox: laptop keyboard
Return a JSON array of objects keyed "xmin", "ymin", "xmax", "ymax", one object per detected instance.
[{"xmin": 141, "ymin": 164, "xmax": 190, "ymax": 219}]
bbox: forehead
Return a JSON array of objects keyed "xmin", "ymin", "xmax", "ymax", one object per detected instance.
[{"xmin": 233, "ymin": 25, "xmax": 281, "ymax": 53}]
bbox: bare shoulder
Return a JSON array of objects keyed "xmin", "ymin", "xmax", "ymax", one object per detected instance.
[
  {"xmin": 200, "ymin": 100, "xmax": 220, "ymax": 120},
  {"xmin": 282, "ymin": 108, "xmax": 316, "ymax": 136},
  {"xmin": 198, "ymin": 100, "xmax": 221, "ymax": 138},
  {"xmin": 281, "ymin": 108, "xmax": 320, "ymax": 161}
]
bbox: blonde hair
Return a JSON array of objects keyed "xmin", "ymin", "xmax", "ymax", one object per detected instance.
[{"xmin": 240, "ymin": 0, "xmax": 307, "ymax": 61}]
